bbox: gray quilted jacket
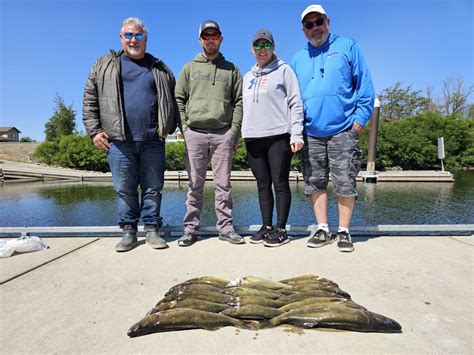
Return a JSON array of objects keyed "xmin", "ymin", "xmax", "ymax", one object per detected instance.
[{"xmin": 82, "ymin": 50, "xmax": 178, "ymax": 140}]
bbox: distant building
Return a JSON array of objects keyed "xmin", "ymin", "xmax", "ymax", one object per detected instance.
[{"xmin": 0, "ymin": 127, "xmax": 21, "ymax": 142}]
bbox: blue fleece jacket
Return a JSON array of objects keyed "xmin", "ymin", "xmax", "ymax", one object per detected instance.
[{"xmin": 291, "ymin": 34, "xmax": 375, "ymax": 138}]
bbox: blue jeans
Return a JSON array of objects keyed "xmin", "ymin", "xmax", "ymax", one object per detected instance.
[{"xmin": 107, "ymin": 140, "xmax": 165, "ymax": 229}]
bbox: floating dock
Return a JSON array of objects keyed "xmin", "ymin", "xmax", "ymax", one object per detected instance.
[{"xmin": 0, "ymin": 160, "xmax": 455, "ymax": 182}]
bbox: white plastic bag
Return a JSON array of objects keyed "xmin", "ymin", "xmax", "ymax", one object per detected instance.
[{"xmin": 0, "ymin": 236, "xmax": 48, "ymax": 258}]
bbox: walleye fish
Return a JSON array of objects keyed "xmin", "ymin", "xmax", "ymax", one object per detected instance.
[
  {"xmin": 225, "ymin": 286, "xmax": 283, "ymax": 299},
  {"xmin": 147, "ymin": 298, "xmax": 230, "ymax": 315},
  {"xmin": 279, "ymin": 297, "xmax": 358, "ymax": 312},
  {"xmin": 280, "ymin": 275, "xmax": 339, "ymax": 287},
  {"xmin": 165, "ymin": 282, "xmax": 227, "ymax": 297},
  {"xmin": 236, "ymin": 296, "xmax": 287, "ymax": 308},
  {"xmin": 270, "ymin": 304, "xmax": 402, "ymax": 333},
  {"xmin": 128, "ymin": 308, "xmax": 260, "ymax": 337},
  {"xmin": 157, "ymin": 288, "xmax": 237, "ymax": 306},
  {"xmin": 221, "ymin": 304, "xmax": 284, "ymax": 320},
  {"xmin": 228, "ymin": 276, "xmax": 291, "ymax": 290},
  {"xmin": 289, "ymin": 284, "xmax": 351, "ymax": 298},
  {"xmin": 278, "ymin": 290, "xmax": 350, "ymax": 303},
  {"xmin": 178, "ymin": 276, "xmax": 230, "ymax": 288}
]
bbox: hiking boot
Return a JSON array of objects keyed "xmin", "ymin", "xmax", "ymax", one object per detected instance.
[
  {"xmin": 264, "ymin": 229, "xmax": 289, "ymax": 247},
  {"xmin": 219, "ymin": 231, "xmax": 246, "ymax": 244},
  {"xmin": 178, "ymin": 233, "xmax": 197, "ymax": 247},
  {"xmin": 250, "ymin": 225, "xmax": 273, "ymax": 244},
  {"xmin": 336, "ymin": 231, "xmax": 354, "ymax": 252},
  {"xmin": 306, "ymin": 229, "xmax": 333, "ymax": 248},
  {"xmin": 146, "ymin": 230, "xmax": 168, "ymax": 249},
  {"xmin": 115, "ymin": 231, "xmax": 137, "ymax": 252}
]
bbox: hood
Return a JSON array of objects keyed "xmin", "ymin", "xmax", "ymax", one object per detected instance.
[
  {"xmin": 192, "ymin": 52, "xmax": 225, "ymax": 63},
  {"xmin": 304, "ymin": 33, "xmax": 337, "ymax": 79},
  {"xmin": 248, "ymin": 57, "xmax": 287, "ymax": 104},
  {"xmin": 305, "ymin": 33, "xmax": 337, "ymax": 53},
  {"xmin": 250, "ymin": 57, "xmax": 285, "ymax": 77}
]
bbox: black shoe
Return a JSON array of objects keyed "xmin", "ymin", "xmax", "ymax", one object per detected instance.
[
  {"xmin": 336, "ymin": 231, "xmax": 354, "ymax": 252},
  {"xmin": 146, "ymin": 230, "xmax": 168, "ymax": 249},
  {"xmin": 264, "ymin": 229, "xmax": 289, "ymax": 247},
  {"xmin": 250, "ymin": 225, "xmax": 273, "ymax": 244},
  {"xmin": 307, "ymin": 229, "xmax": 333, "ymax": 248},
  {"xmin": 115, "ymin": 232, "xmax": 137, "ymax": 252},
  {"xmin": 178, "ymin": 233, "xmax": 197, "ymax": 247}
]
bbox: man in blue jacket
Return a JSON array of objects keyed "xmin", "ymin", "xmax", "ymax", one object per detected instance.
[{"xmin": 291, "ymin": 4, "xmax": 375, "ymax": 252}]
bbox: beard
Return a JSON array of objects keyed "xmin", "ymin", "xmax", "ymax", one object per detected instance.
[
  {"xmin": 203, "ymin": 42, "xmax": 219, "ymax": 57},
  {"xmin": 125, "ymin": 45, "xmax": 145, "ymax": 59},
  {"xmin": 309, "ymin": 31, "xmax": 329, "ymax": 48}
]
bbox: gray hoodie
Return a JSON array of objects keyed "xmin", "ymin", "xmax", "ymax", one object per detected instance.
[{"xmin": 241, "ymin": 58, "xmax": 303, "ymax": 144}]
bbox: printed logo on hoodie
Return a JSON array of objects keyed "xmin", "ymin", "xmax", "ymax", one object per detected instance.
[{"xmin": 191, "ymin": 71, "xmax": 230, "ymax": 84}]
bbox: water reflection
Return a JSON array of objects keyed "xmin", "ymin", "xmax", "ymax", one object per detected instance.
[{"xmin": 1, "ymin": 172, "xmax": 473, "ymax": 227}]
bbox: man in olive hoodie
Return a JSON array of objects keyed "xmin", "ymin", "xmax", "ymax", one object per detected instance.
[{"xmin": 175, "ymin": 20, "xmax": 244, "ymax": 246}]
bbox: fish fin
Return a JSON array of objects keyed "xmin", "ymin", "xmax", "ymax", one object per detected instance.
[{"xmin": 240, "ymin": 320, "xmax": 262, "ymax": 331}]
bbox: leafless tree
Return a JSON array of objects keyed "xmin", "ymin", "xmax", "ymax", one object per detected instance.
[{"xmin": 441, "ymin": 77, "xmax": 474, "ymax": 116}]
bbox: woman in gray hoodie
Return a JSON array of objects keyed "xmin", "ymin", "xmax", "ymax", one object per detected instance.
[{"xmin": 242, "ymin": 29, "xmax": 304, "ymax": 247}]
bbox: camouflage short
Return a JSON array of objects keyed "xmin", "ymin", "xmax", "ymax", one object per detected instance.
[{"xmin": 301, "ymin": 126, "xmax": 362, "ymax": 197}]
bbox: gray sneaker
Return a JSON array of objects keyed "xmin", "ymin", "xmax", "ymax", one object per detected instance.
[
  {"xmin": 306, "ymin": 229, "xmax": 333, "ymax": 248},
  {"xmin": 336, "ymin": 231, "xmax": 354, "ymax": 252},
  {"xmin": 219, "ymin": 231, "xmax": 246, "ymax": 244},
  {"xmin": 115, "ymin": 232, "xmax": 137, "ymax": 252},
  {"xmin": 146, "ymin": 230, "xmax": 168, "ymax": 249},
  {"xmin": 178, "ymin": 233, "xmax": 197, "ymax": 247}
]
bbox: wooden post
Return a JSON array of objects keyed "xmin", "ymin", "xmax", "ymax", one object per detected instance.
[{"xmin": 366, "ymin": 98, "xmax": 380, "ymax": 173}]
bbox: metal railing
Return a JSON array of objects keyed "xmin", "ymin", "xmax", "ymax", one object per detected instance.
[{"xmin": 0, "ymin": 224, "xmax": 472, "ymax": 238}]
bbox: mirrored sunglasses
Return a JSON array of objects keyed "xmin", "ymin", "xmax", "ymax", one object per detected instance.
[
  {"xmin": 253, "ymin": 42, "xmax": 272, "ymax": 50},
  {"xmin": 123, "ymin": 32, "xmax": 145, "ymax": 40},
  {"xmin": 201, "ymin": 33, "xmax": 221, "ymax": 41}
]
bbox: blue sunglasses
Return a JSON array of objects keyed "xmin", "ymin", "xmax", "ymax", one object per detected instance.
[{"xmin": 122, "ymin": 32, "xmax": 145, "ymax": 40}]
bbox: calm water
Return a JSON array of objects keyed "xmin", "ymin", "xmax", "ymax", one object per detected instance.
[{"xmin": 0, "ymin": 172, "xmax": 473, "ymax": 228}]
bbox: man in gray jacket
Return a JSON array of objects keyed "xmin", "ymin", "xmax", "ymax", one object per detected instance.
[{"xmin": 83, "ymin": 17, "xmax": 178, "ymax": 252}]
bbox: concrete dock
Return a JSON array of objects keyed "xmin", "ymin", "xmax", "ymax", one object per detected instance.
[{"xmin": 1, "ymin": 234, "xmax": 472, "ymax": 353}]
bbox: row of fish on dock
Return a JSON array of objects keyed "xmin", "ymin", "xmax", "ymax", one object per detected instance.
[{"xmin": 127, "ymin": 275, "xmax": 402, "ymax": 336}]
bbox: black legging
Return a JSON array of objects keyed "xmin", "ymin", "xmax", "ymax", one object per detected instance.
[{"xmin": 245, "ymin": 134, "xmax": 293, "ymax": 229}]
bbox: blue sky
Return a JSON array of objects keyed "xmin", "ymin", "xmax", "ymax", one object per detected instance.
[{"xmin": 1, "ymin": 0, "xmax": 472, "ymax": 141}]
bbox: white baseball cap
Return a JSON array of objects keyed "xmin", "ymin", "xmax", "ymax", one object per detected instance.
[{"xmin": 301, "ymin": 4, "xmax": 327, "ymax": 22}]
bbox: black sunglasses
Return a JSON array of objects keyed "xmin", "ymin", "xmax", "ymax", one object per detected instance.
[{"xmin": 304, "ymin": 17, "xmax": 325, "ymax": 30}]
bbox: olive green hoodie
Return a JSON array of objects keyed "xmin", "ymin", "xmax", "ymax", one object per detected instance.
[{"xmin": 175, "ymin": 53, "xmax": 243, "ymax": 133}]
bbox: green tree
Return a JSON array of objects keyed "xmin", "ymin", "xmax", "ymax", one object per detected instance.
[
  {"xmin": 165, "ymin": 141, "xmax": 186, "ymax": 170},
  {"xmin": 360, "ymin": 112, "xmax": 473, "ymax": 170},
  {"xmin": 379, "ymin": 82, "xmax": 428, "ymax": 121},
  {"xmin": 55, "ymin": 134, "xmax": 108, "ymax": 171},
  {"xmin": 32, "ymin": 141, "xmax": 59, "ymax": 165},
  {"xmin": 44, "ymin": 94, "xmax": 76, "ymax": 141},
  {"xmin": 20, "ymin": 137, "xmax": 35, "ymax": 142}
]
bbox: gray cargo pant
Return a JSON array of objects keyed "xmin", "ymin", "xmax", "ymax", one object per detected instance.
[{"xmin": 183, "ymin": 127, "xmax": 236, "ymax": 235}]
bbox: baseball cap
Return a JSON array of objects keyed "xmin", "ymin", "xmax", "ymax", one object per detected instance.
[
  {"xmin": 199, "ymin": 20, "xmax": 221, "ymax": 36},
  {"xmin": 252, "ymin": 29, "xmax": 274, "ymax": 45},
  {"xmin": 301, "ymin": 4, "xmax": 327, "ymax": 22}
]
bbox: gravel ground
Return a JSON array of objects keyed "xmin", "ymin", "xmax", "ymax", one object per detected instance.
[{"xmin": 0, "ymin": 142, "xmax": 40, "ymax": 162}]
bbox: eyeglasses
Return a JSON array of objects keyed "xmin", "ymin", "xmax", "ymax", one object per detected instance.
[
  {"xmin": 201, "ymin": 33, "xmax": 221, "ymax": 41},
  {"xmin": 253, "ymin": 42, "xmax": 272, "ymax": 50},
  {"xmin": 304, "ymin": 17, "xmax": 325, "ymax": 30},
  {"xmin": 122, "ymin": 32, "xmax": 145, "ymax": 40}
]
